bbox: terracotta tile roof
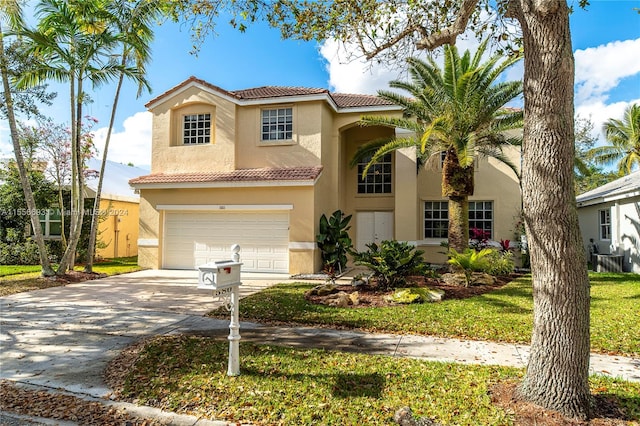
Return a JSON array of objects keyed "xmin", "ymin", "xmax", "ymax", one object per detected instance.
[
  {"xmin": 230, "ymin": 86, "xmax": 329, "ymax": 99},
  {"xmin": 146, "ymin": 76, "xmax": 398, "ymax": 110},
  {"xmin": 129, "ymin": 166, "xmax": 323, "ymax": 186},
  {"xmin": 330, "ymin": 93, "xmax": 396, "ymax": 108}
]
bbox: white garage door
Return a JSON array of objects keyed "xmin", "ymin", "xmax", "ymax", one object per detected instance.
[{"xmin": 163, "ymin": 211, "xmax": 289, "ymax": 272}]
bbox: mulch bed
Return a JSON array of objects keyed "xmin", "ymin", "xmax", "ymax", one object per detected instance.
[
  {"xmin": 491, "ymin": 382, "xmax": 637, "ymax": 425},
  {"xmin": 305, "ymin": 273, "xmax": 521, "ymax": 307}
]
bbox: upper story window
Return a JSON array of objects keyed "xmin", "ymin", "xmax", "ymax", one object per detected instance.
[
  {"xmin": 357, "ymin": 153, "xmax": 392, "ymax": 194},
  {"xmin": 261, "ymin": 108, "xmax": 293, "ymax": 141},
  {"xmin": 183, "ymin": 113, "xmax": 211, "ymax": 145},
  {"xmin": 599, "ymin": 209, "xmax": 611, "ymax": 240}
]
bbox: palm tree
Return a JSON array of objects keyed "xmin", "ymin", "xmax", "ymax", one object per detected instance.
[
  {"xmin": 84, "ymin": 0, "xmax": 160, "ymax": 273},
  {"xmin": 0, "ymin": 1, "xmax": 55, "ymax": 276},
  {"xmin": 352, "ymin": 40, "xmax": 523, "ymax": 251},
  {"xmin": 588, "ymin": 103, "xmax": 640, "ymax": 176},
  {"xmin": 16, "ymin": 0, "xmax": 141, "ymax": 274}
]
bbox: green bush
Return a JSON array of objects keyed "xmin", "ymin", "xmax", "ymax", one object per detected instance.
[
  {"xmin": 447, "ymin": 248, "xmax": 493, "ymax": 286},
  {"xmin": 0, "ymin": 239, "xmax": 40, "ymax": 265},
  {"xmin": 353, "ymin": 240, "xmax": 427, "ymax": 289},
  {"xmin": 484, "ymin": 249, "xmax": 515, "ymax": 275},
  {"xmin": 316, "ymin": 210, "xmax": 353, "ymax": 277}
]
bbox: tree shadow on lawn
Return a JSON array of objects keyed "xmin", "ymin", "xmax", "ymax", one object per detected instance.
[{"xmin": 241, "ymin": 365, "xmax": 386, "ymax": 399}]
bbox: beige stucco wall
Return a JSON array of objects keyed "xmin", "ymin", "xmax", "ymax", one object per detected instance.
[
  {"xmin": 415, "ymin": 146, "xmax": 522, "ymax": 263},
  {"xmin": 235, "ymin": 101, "xmax": 324, "ymax": 169},
  {"xmin": 149, "ymin": 86, "xmax": 236, "ymax": 173},
  {"xmin": 96, "ymin": 198, "xmax": 139, "ymax": 259},
  {"xmin": 136, "ymin": 186, "xmax": 316, "ymax": 273}
]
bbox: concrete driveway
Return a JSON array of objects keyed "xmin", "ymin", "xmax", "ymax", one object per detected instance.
[{"xmin": 0, "ymin": 269, "xmax": 287, "ymax": 397}]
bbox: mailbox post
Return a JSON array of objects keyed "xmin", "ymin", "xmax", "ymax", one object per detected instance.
[{"xmin": 198, "ymin": 245, "xmax": 242, "ymax": 376}]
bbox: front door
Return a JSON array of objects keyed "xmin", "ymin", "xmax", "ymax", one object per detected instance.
[{"xmin": 356, "ymin": 211, "xmax": 394, "ymax": 252}]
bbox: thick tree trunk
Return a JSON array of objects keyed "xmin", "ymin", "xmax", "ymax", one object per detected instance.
[
  {"xmin": 511, "ymin": 0, "xmax": 591, "ymax": 419},
  {"xmin": 0, "ymin": 26, "xmax": 55, "ymax": 277},
  {"xmin": 442, "ymin": 148, "xmax": 473, "ymax": 251}
]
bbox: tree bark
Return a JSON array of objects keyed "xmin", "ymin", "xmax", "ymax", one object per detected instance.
[
  {"xmin": 442, "ymin": 148, "xmax": 473, "ymax": 251},
  {"xmin": 510, "ymin": 0, "xmax": 591, "ymax": 419},
  {"xmin": 0, "ymin": 24, "xmax": 55, "ymax": 277}
]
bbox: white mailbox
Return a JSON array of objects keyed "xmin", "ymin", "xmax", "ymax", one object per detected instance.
[{"xmin": 198, "ymin": 260, "xmax": 242, "ymax": 290}]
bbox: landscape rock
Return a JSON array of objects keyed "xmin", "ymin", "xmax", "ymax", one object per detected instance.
[
  {"xmin": 384, "ymin": 288, "xmax": 445, "ymax": 304},
  {"xmin": 394, "ymin": 407, "xmax": 442, "ymax": 426},
  {"xmin": 304, "ymin": 284, "xmax": 338, "ymax": 297},
  {"xmin": 325, "ymin": 291, "xmax": 351, "ymax": 307},
  {"xmin": 441, "ymin": 272, "xmax": 496, "ymax": 286}
]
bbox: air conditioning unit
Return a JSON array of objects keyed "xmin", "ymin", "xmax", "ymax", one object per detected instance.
[{"xmin": 595, "ymin": 254, "xmax": 623, "ymax": 273}]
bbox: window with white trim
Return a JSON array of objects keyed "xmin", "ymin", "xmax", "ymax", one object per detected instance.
[
  {"xmin": 261, "ymin": 108, "xmax": 293, "ymax": 141},
  {"xmin": 599, "ymin": 209, "xmax": 611, "ymax": 240},
  {"xmin": 424, "ymin": 201, "xmax": 493, "ymax": 239},
  {"xmin": 183, "ymin": 113, "xmax": 211, "ymax": 144},
  {"xmin": 469, "ymin": 201, "xmax": 493, "ymax": 238},
  {"xmin": 424, "ymin": 201, "xmax": 448, "ymax": 238},
  {"xmin": 38, "ymin": 209, "xmax": 62, "ymax": 238},
  {"xmin": 357, "ymin": 153, "xmax": 392, "ymax": 194}
]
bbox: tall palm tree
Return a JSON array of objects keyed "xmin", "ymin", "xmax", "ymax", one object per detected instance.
[
  {"xmin": 352, "ymin": 40, "xmax": 523, "ymax": 251},
  {"xmin": 588, "ymin": 103, "xmax": 640, "ymax": 176},
  {"xmin": 16, "ymin": 0, "xmax": 141, "ymax": 274},
  {"xmin": 0, "ymin": 1, "xmax": 55, "ymax": 276},
  {"xmin": 84, "ymin": 0, "xmax": 160, "ymax": 272}
]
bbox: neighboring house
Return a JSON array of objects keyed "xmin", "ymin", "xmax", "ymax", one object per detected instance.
[
  {"xmin": 83, "ymin": 159, "xmax": 145, "ymax": 259},
  {"xmin": 130, "ymin": 76, "xmax": 522, "ymax": 274},
  {"xmin": 577, "ymin": 171, "xmax": 640, "ymax": 273}
]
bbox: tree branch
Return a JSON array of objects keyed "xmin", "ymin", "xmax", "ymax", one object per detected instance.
[{"xmin": 415, "ymin": 0, "xmax": 480, "ymax": 50}]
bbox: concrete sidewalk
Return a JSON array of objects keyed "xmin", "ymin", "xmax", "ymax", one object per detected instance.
[{"xmin": 1, "ymin": 269, "xmax": 638, "ymax": 425}]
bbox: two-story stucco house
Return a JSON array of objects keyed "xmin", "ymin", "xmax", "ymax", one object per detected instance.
[{"xmin": 130, "ymin": 76, "xmax": 522, "ymax": 274}]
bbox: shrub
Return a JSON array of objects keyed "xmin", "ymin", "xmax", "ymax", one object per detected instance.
[
  {"xmin": 353, "ymin": 240, "xmax": 427, "ymax": 289},
  {"xmin": 447, "ymin": 248, "xmax": 493, "ymax": 286},
  {"xmin": 484, "ymin": 249, "xmax": 515, "ymax": 275},
  {"xmin": 316, "ymin": 210, "xmax": 353, "ymax": 278},
  {"xmin": 0, "ymin": 239, "xmax": 40, "ymax": 265}
]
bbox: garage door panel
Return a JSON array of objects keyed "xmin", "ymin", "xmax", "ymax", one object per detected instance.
[{"xmin": 164, "ymin": 211, "xmax": 289, "ymax": 272}]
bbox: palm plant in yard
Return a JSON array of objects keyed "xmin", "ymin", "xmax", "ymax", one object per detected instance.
[
  {"xmin": 15, "ymin": 0, "xmax": 143, "ymax": 274},
  {"xmin": 85, "ymin": 0, "xmax": 161, "ymax": 273},
  {"xmin": 352, "ymin": 40, "xmax": 523, "ymax": 251},
  {"xmin": 588, "ymin": 103, "xmax": 640, "ymax": 176}
]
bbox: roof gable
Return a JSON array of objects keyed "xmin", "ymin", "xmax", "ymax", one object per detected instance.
[
  {"xmin": 576, "ymin": 170, "xmax": 640, "ymax": 205},
  {"xmin": 145, "ymin": 76, "xmax": 399, "ymax": 112}
]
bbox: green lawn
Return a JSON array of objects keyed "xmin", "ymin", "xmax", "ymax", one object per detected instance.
[
  {"xmin": 0, "ymin": 256, "xmax": 143, "ymax": 296},
  {"xmin": 119, "ymin": 336, "xmax": 640, "ymax": 426},
  {"xmin": 0, "ymin": 265, "xmax": 43, "ymax": 277},
  {"xmin": 210, "ymin": 273, "xmax": 640, "ymax": 356}
]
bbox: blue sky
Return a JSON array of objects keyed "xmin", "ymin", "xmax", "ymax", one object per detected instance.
[{"xmin": 1, "ymin": 0, "xmax": 639, "ymax": 170}]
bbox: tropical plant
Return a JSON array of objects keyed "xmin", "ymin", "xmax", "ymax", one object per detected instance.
[
  {"xmin": 0, "ymin": 2, "xmax": 56, "ymax": 276},
  {"xmin": 447, "ymin": 248, "xmax": 493, "ymax": 287},
  {"xmin": 353, "ymin": 240, "xmax": 427, "ymax": 289},
  {"xmin": 15, "ymin": 0, "xmax": 143, "ymax": 274},
  {"xmin": 351, "ymin": 39, "xmax": 523, "ymax": 252},
  {"xmin": 588, "ymin": 103, "xmax": 640, "ymax": 176},
  {"xmin": 85, "ymin": 0, "xmax": 160, "ymax": 273},
  {"xmin": 316, "ymin": 210, "xmax": 353, "ymax": 277},
  {"xmin": 483, "ymin": 249, "xmax": 515, "ymax": 276}
]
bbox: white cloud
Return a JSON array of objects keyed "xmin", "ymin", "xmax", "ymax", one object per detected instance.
[
  {"xmin": 93, "ymin": 111, "xmax": 152, "ymax": 170},
  {"xmin": 575, "ymin": 98, "xmax": 640, "ymax": 145},
  {"xmin": 575, "ymin": 38, "xmax": 640, "ymax": 105}
]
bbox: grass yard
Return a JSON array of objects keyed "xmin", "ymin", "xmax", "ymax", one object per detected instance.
[
  {"xmin": 0, "ymin": 265, "xmax": 43, "ymax": 277},
  {"xmin": 0, "ymin": 256, "xmax": 142, "ymax": 296},
  {"xmin": 117, "ymin": 336, "xmax": 640, "ymax": 426},
  {"xmin": 210, "ymin": 273, "xmax": 640, "ymax": 357}
]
